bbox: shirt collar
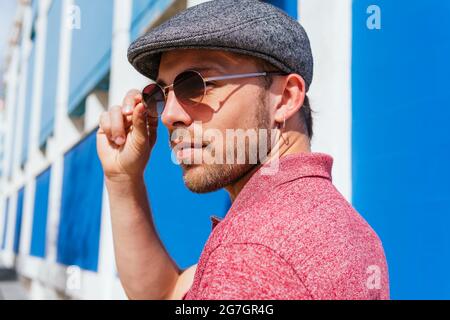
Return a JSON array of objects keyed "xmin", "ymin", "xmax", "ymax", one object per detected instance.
[
  {"xmin": 255, "ymin": 152, "xmax": 333, "ymax": 187},
  {"xmin": 210, "ymin": 152, "xmax": 333, "ymax": 229}
]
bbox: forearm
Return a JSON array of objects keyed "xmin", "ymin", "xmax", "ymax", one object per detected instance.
[{"xmin": 105, "ymin": 175, "xmax": 180, "ymax": 299}]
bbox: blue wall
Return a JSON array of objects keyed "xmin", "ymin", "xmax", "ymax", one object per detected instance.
[
  {"xmin": 352, "ymin": 0, "xmax": 450, "ymax": 299},
  {"xmin": 13, "ymin": 188, "xmax": 25, "ymax": 254},
  {"xmin": 30, "ymin": 167, "xmax": 51, "ymax": 258},
  {"xmin": 57, "ymin": 131, "xmax": 104, "ymax": 272},
  {"xmin": 266, "ymin": 0, "xmax": 297, "ymax": 18}
]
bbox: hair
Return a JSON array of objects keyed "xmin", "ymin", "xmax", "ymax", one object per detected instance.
[{"xmin": 253, "ymin": 58, "xmax": 313, "ymax": 139}]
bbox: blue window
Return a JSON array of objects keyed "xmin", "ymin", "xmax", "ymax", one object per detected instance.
[
  {"xmin": 131, "ymin": 0, "xmax": 174, "ymax": 40},
  {"xmin": 30, "ymin": 167, "xmax": 51, "ymax": 258},
  {"xmin": 68, "ymin": 0, "xmax": 113, "ymax": 116},
  {"xmin": 13, "ymin": 187, "xmax": 25, "ymax": 254},
  {"xmin": 352, "ymin": 0, "xmax": 450, "ymax": 299},
  {"xmin": 57, "ymin": 131, "xmax": 104, "ymax": 272},
  {"xmin": 144, "ymin": 121, "xmax": 229, "ymax": 269},
  {"xmin": 40, "ymin": 0, "xmax": 63, "ymax": 147},
  {"xmin": 1, "ymin": 198, "xmax": 10, "ymax": 250}
]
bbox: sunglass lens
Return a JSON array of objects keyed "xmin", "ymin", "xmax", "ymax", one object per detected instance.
[
  {"xmin": 173, "ymin": 71, "xmax": 205, "ymax": 107},
  {"xmin": 142, "ymin": 84, "xmax": 165, "ymax": 117}
]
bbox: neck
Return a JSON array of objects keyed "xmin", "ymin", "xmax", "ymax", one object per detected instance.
[{"xmin": 225, "ymin": 129, "xmax": 311, "ymax": 202}]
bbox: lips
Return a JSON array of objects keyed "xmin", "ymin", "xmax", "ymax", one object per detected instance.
[{"xmin": 172, "ymin": 141, "xmax": 209, "ymax": 162}]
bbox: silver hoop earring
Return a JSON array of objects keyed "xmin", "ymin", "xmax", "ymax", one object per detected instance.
[
  {"xmin": 277, "ymin": 116, "xmax": 289, "ymax": 146},
  {"xmin": 276, "ymin": 117, "xmax": 286, "ymax": 129}
]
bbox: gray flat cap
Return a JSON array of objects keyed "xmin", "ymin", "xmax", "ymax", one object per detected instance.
[{"xmin": 127, "ymin": 0, "xmax": 313, "ymax": 91}]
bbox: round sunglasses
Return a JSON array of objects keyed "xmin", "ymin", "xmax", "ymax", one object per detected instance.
[{"xmin": 141, "ymin": 70, "xmax": 288, "ymax": 118}]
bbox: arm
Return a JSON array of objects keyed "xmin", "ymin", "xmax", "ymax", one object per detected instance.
[
  {"xmin": 106, "ymin": 175, "xmax": 188, "ymax": 299},
  {"xmin": 97, "ymin": 90, "xmax": 195, "ymax": 299}
]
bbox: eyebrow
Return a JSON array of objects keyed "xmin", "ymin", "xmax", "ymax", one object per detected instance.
[{"xmin": 156, "ymin": 66, "xmax": 225, "ymax": 87}]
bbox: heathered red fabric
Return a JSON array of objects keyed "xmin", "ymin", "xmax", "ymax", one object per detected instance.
[{"xmin": 183, "ymin": 152, "xmax": 390, "ymax": 300}]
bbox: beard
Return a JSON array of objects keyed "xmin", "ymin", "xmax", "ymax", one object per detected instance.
[
  {"xmin": 181, "ymin": 90, "xmax": 272, "ymax": 194},
  {"xmin": 181, "ymin": 162, "xmax": 254, "ymax": 194}
]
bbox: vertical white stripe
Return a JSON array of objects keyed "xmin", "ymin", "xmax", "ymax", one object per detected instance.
[
  {"xmin": 43, "ymin": 0, "xmax": 76, "ymax": 286},
  {"xmin": 298, "ymin": 0, "xmax": 353, "ymax": 201}
]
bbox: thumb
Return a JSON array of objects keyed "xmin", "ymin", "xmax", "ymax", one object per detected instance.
[{"xmin": 130, "ymin": 102, "xmax": 149, "ymax": 147}]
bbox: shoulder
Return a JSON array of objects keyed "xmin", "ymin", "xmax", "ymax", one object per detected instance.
[
  {"xmin": 220, "ymin": 180, "xmax": 390, "ymax": 299},
  {"xmin": 193, "ymin": 242, "xmax": 313, "ymax": 300},
  {"xmin": 281, "ymin": 193, "xmax": 390, "ymax": 299}
]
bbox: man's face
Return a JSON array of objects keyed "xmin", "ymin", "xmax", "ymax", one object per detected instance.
[{"xmin": 157, "ymin": 49, "xmax": 274, "ymax": 193}]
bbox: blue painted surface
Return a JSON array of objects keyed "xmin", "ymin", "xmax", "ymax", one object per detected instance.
[
  {"xmin": 352, "ymin": 0, "xmax": 450, "ymax": 299},
  {"xmin": 40, "ymin": 0, "xmax": 63, "ymax": 147},
  {"xmin": 68, "ymin": 0, "xmax": 113, "ymax": 115},
  {"xmin": 13, "ymin": 187, "xmax": 25, "ymax": 254},
  {"xmin": 131, "ymin": 0, "xmax": 174, "ymax": 40},
  {"xmin": 1, "ymin": 198, "xmax": 9, "ymax": 250},
  {"xmin": 266, "ymin": 0, "xmax": 297, "ymax": 19},
  {"xmin": 57, "ymin": 131, "xmax": 104, "ymax": 272},
  {"xmin": 30, "ymin": 167, "xmax": 51, "ymax": 258}
]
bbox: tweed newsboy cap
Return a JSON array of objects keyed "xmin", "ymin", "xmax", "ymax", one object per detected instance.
[{"xmin": 127, "ymin": 0, "xmax": 314, "ymax": 91}]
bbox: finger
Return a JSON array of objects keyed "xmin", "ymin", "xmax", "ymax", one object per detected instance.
[
  {"xmin": 110, "ymin": 106, "xmax": 126, "ymax": 146},
  {"xmin": 122, "ymin": 89, "xmax": 142, "ymax": 115},
  {"xmin": 146, "ymin": 106, "xmax": 158, "ymax": 130},
  {"xmin": 131, "ymin": 101, "xmax": 149, "ymax": 147},
  {"xmin": 124, "ymin": 112, "xmax": 134, "ymax": 131},
  {"xmin": 99, "ymin": 111, "xmax": 112, "ymax": 139},
  {"xmin": 145, "ymin": 107, "xmax": 158, "ymax": 147}
]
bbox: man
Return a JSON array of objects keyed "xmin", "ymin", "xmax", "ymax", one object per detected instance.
[{"xmin": 97, "ymin": 0, "xmax": 389, "ymax": 299}]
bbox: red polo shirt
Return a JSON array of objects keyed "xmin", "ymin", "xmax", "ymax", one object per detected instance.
[{"xmin": 183, "ymin": 152, "xmax": 390, "ymax": 300}]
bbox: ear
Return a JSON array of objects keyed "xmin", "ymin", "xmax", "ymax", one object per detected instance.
[{"xmin": 273, "ymin": 74, "xmax": 306, "ymax": 124}]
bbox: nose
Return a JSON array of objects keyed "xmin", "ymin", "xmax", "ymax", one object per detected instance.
[{"xmin": 161, "ymin": 89, "xmax": 193, "ymax": 129}]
